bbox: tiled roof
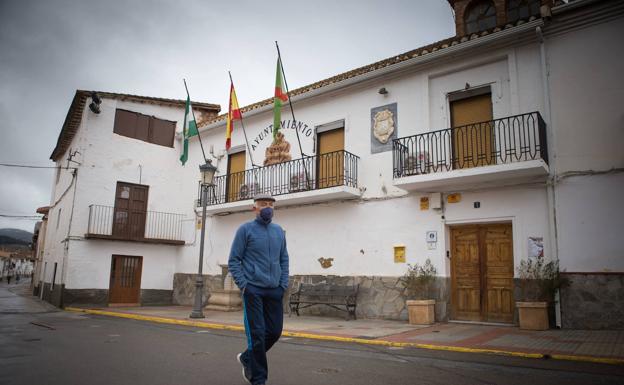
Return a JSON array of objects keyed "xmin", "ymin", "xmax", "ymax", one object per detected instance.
[
  {"xmin": 199, "ymin": 16, "xmax": 540, "ymax": 129},
  {"xmin": 50, "ymin": 90, "xmax": 220, "ymax": 161}
]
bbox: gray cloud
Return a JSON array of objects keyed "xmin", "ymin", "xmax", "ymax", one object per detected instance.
[{"xmin": 0, "ymin": 0, "xmax": 454, "ymax": 232}]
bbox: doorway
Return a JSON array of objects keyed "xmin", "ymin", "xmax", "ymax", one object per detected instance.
[
  {"xmin": 316, "ymin": 127, "xmax": 345, "ymax": 188},
  {"xmin": 450, "ymin": 223, "xmax": 514, "ymax": 323},
  {"xmin": 226, "ymin": 150, "xmax": 246, "ymax": 202},
  {"xmin": 109, "ymin": 255, "xmax": 143, "ymax": 305},
  {"xmin": 112, "ymin": 182, "xmax": 148, "ymax": 240},
  {"xmin": 450, "ymin": 91, "xmax": 494, "ymax": 169}
]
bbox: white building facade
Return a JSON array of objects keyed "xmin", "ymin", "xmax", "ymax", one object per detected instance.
[{"xmin": 40, "ymin": 0, "xmax": 623, "ymax": 329}]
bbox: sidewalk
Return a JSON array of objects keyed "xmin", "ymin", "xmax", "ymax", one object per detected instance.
[{"xmin": 66, "ymin": 304, "xmax": 624, "ymax": 365}]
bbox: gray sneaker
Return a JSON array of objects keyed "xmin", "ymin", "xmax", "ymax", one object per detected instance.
[{"xmin": 236, "ymin": 352, "xmax": 252, "ymax": 383}]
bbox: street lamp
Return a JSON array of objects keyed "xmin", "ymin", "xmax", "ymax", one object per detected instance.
[{"xmin": 190, "ymin": 160, "xmax": 218, "ymax": 319}]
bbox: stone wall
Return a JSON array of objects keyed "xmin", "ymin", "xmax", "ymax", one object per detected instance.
[
  {"xmin": 40, "ymin": 283, "xmax": 65, "ymax": 308},
  {"xmin": 172, "ymin": 273, "xmax": 224, "ymax": 306},
  {"xmin": 63, "ymin": 288, "xmax": 108, "ymax": 307},
  {"xmin": 172, "ymin": 273, "xmax": 451, "ymax": 321},
  {"xmin": 288, "ymin": 275, "xmax": 451, "ymax": 321},
  {"xmin": 140, "ymin": 289, "xmax": 173, "ymax": 306},
  {"xmin": 560, "ymin": 273, "xmax": 624, "ymax": 330}
]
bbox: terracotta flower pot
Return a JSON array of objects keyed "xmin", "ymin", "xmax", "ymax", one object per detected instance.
[
  {"xmin": 516, "ymin": 301, "xmax": 549, "ymax": 330},
  {"xmin": 406, "ymin": 299, "xmax": 435, "ymax": 325}
]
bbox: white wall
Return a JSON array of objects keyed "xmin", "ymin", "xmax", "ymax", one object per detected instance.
[
  {"xmin": 175, "ymin": 186, "xmax": 549, "ymax": 279},
  {"xmin": 174, "ymin": 41, "xmax": 552, "ymax": 280},
  {"xmin": 547, "ymin": 16, "xmax": 624, "ymax": 173},
  {"xmin": 45, "ymin": 97, "xmax": 220, "ymax": 290},
  {"xmin": 51, "ymin": 12, "xmax": 624, "ymax": 289},
  {"xmin": 546, "ymin": 15, "xmax": 624, "ymax": 271},
  {"xmin": 66, "ymin": 240, "xmax": 177, "ymax": 289}
]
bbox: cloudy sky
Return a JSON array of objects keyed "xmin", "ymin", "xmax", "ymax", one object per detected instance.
[{"xmin": 0, "ymin": 0, "xmax": 455, "ymax": 232}]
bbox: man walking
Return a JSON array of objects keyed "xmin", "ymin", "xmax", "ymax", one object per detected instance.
[{"xmin": 228, "ymin": 193, "xmax": 289, "ymax": 385}]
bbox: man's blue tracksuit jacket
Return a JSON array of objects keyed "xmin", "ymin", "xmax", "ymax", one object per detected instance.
[{"xmin": 227, "ymin": 217, "xmax": 289, "ymax": 384}]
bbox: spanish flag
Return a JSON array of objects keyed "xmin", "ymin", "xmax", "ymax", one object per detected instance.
[{"xmin": 225, "ymin": 82, "xmax": 242, "ymax": 150}]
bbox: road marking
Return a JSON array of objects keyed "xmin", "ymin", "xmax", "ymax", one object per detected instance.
[{"xmin": 65, "ymin": 307, "xmax": 624, "ymax": 366}]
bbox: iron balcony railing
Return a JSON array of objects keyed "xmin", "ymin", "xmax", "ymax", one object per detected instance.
[
  {"xmin": 393, "ymin": 111, "xmax": 548, "ymax": 177},
  {"xmin": 86, "ymin": 204, "xmax": 185, "ymax": 243},
  {"xmin": 198, "ymin": 150, "xmax": 360, "ymax": 206}
]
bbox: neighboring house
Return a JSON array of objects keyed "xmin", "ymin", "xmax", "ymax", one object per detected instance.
[
  {"xmin": 39, "ymin": 91, "xmax": 220, "ymax": 307},
  {"xmin": 40, "ymin": 0, "xmax": 623, "ymax": 329}
]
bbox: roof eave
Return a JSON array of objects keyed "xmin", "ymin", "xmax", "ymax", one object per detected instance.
[{"xmin": 198, "ymin": 19, "xmax": 544, "ymax": 133}]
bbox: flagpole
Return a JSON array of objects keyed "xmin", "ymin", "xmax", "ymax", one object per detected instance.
[
  {"xmin": 275, "ymin": 41, "xmax": 306, "ymax": 158},
  {"xmin": 228, "ymin": 71, "xmax": 259, "ymax": 168},
  {"xmin": 275, "ymin": 41, "xmax": 311, "ymax": 190},
  {"xmin": 183, "ymin": 79, "xmax": 208, "ymax": 163}
]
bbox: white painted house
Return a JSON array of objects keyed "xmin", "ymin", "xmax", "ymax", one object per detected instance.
[{"xmin": 40, "ymin": 0, "xmax": 623, "ymax": 329}]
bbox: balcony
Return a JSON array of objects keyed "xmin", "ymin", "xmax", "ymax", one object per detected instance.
[
  {"xmin": 198, "ymin": 150, "xmax": 361, "ymax": 215},
  {"xmin": 85, "ymin": 204, "xmax": 186, "ymax": 245},
  {"xmin": 393, "ymin": 112, "xmax": 549, "ymax": 192}
]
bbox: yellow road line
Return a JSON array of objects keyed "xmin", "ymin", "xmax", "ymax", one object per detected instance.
[{"xmin": 65, "ymin": 307, "xmax": 623, "ymax": 366}]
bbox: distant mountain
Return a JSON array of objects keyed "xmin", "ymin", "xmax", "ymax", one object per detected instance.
[
  {"xmin": 0, "ymin": 235, "xmax": 30, "ymax": 246},
  {"xmin": 0, "ymin": 228, "xmax": 33, "ymax": 244}
]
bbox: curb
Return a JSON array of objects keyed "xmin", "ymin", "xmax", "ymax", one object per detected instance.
[{"xmin": 65, "ymin": 307, "xmax": 624, "ymax": 366}]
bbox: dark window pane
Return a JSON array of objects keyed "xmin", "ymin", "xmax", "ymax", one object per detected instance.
[
  {"xmin": 150, "ymin": 117, "xmax": 175, "ymax": 147},
  {"xmin": 114, "ymin": 109, "xmax": 137, "ymax": 139}
]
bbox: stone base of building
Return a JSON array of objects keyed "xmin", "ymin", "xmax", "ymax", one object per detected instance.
[
  {"xmin": 561, "ymin": 273, "xmax": 624, "ymax": 330},
  {"xmin": 287, "ymin": 275, "xmax": 451, "ymax": 321},
  {"xmin": 172, "ymin": 273, "xmax": 451, "ymax": 321},
  {"xmin": 172, "ymin": 273, "xmax": 224, "ymax": 306},
  {"xmin": 36, "ymin": 287, "xmax": 174, "ymax": 308},
  {"xmin": 139, "ymin": 289, "xmax": 173, "ymax": 305},
  {"xmin": 39, "ymin": 283, "xmax": 65, "ymax": 308}
]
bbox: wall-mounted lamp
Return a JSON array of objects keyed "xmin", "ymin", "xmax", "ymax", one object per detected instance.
[
  {"xmin": 89, "ymin": 91, "xmax": 102, "ymax": 114},
  {"xmin": 378, "ymin": 87, "xmax": 388, "ymax": 95}
]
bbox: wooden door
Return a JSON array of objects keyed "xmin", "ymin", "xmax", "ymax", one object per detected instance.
[
  {"xmin": 317, "ymin": 128, "xmax": 344, "ymax": 188},
  {"xmin": 483, "ymin": 224, "xmax": 515, "ymax": 323},
  {"xmin": 109, "ymin": 255, "xmax": 142, "ymax": 305},
  {"xmin": 451, "ymin": 226, "xmax": 482, "ymax": 321},
  {"xmin": 112, "ymin": 182, "xmax": 148, "ymax": 240},
  {"xmin": 450, "ymin": 93, "xmax": 494, "ymax": 169},
  {"xmin": 226, "ymin": 151, "xmax": 247, "ymax": 202},
  {"xmin": 451, "ymin": 223, "xmax": 514, "ymax": 323}
]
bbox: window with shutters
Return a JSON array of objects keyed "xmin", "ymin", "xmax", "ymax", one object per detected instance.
[{"xmin": 113, "ymin": 109, "xmax": 176, "ymax": 147}]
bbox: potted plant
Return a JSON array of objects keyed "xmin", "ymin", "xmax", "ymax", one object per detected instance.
[
  {"xmin": 401, "ymin": 258, "xmax": 437, "ymax": 325},
  {"xmin": 516, "ymin": 254, "xmax": 568, "ymax": 330}
]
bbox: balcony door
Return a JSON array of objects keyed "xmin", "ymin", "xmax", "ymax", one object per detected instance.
[
  {"xmin": 450, "ymin": 92, "xmax": 494, "ymax": 169},
  {"xmin": 226, "ymin": 150, "xmax": 246, "ymax": 202},
  {"xmin": 450, "ymin": 223, "xmax": 514, "ymax": 323},
  {"xmin": 112, "ymin": 182, "xmax": 148, "ymax": 240},
  {"xmin": 317, "ymin": 127, "xmax": 344, "ymax": 189}
]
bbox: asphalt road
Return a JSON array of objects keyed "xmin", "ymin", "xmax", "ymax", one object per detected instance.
[{"xmin": 1, "ymin": 283, "xmax": 623, "ymax": 385}]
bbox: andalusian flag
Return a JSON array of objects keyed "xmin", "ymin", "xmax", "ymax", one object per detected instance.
[
  {"xmin": 179, "ymin": 93, "xmax": 198, "ymax": 165},
  {"xmin": 273, "ymin": 57, "xmax": 289, "ymax": 142},
  {"xmin": 225, "ymin": 83, "xmax": 242, "ymax": 150}
]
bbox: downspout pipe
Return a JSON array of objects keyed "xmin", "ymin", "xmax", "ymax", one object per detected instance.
[{"xmin": 536, "ymin": 25, "xmax": 561, "ymax": 328}]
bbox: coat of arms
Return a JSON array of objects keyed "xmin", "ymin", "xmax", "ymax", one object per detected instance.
[{"xmin": 372, "ymin": 109, "xmax": 395, "ymax": 144}]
